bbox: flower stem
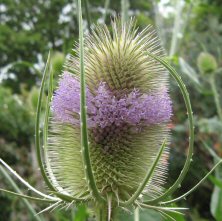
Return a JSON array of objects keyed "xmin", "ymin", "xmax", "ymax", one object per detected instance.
[
  {"xmin": 0, "ymin": 166, "xmax": 44, "ymax": 221},
  {"xmin": 96, "ymin": 206, "xmax": 108, "ymax": 221},
  {"xmin": 160, "ymin": 159, "xmax": 222, "ymax": 204},
  {"xmin": 169, "ymin": 0, "xmax": 184, "ymax": 57},
  {"xmin": 134, "ymin": 207, "xmax": 140, "ymax": 221},
  {"xmin": 35, "ymin": 51, "xmax": 57, "ymax": 192},
  {"xmin": 102, "ymin": 0, "xmax": 110, "ymax": 23},
  {"xmin": 144, "ymin": 53, "xmax": 194, "ymax": 204},
  {"xmin": 121, "ymin": 0, "xmax": 130, "ymax": 24},
  {"xmin": 78, "ymin": 0, "xmax": 105, "ymax": 203},
  {"xmin": 120, "ymin": 139, "xmax": 166, "ymax": 206},
  {"xmin": 82, "ymin": 0, "xmax": 91, "ymax": 33},
  {"xmin": 96, "ymin": 201, "xmax": 116, "ymax": 221},
  {"xmin": 210, "ymin": 75, "xmax": 222, "ymax": 121}
]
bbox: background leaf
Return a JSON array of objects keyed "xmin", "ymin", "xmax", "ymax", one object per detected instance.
[{"xmin": 210, "ymin": 159, "xmax": 222, "ymax": 221}]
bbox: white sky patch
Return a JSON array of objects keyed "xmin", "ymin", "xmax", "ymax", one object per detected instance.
[
  {"xmin": 21, "ymin": 22, "xmax": 33, "ymax": 31},
  {"xmin": 0, "ymin": 4, "xmax": 7, "ymax": 12},
  {"xmin": 33, "ymin": 53, "xmax": 44, "ymax": 72},
  {"xmin": 0, "ymin": 64, "xmax": 16, "ymax": 84},
  {"xmin": 13, "ymin": 94, "xmax": 23, "ymax": 106},
  {"xmin": 158, "ymin": 0, "xmax": 177, "ymax": 18},
  {"xmin": 55, "ymin": 39, "xmax": 64, "ymax": 47},
  {"xmin": 59, "ymin": 3, "xmax": 73, "ymax": 23}
]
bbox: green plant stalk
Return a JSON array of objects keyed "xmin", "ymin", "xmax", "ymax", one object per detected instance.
[
  {"xmin": 0, "ymin": 159, "xmax": 58, "ymax": 200},
  {"xmin": 35, "ymin": 51, "xmax": 57, "ymax": 192},
  {"xmin": 0, "ymin": 166, "xmax": 44, "ymax": 221},
  {"xmin": 169, "ymin": 0, "xmax": 184, "ymax": 57},
  {"xmin": 96, "ymin": 194, "xmax": 115, "ymax": 221},
  {"xmin": 102, "ymin": 0, "xmax": 110, "ymax": 23},
  {"xmin": 139, "ymin": 203, "xmax": 187, "ymax": 214},
  {"xmin": 96, "ymin": 205, "xmax": 109, "ymax": 221},
  {"xmin": 0, "ymin": 188, "xmax": 56, "ymax": 203},
  {"xmin": 42, "ymin": 71, "xmax": 86, "ymax": 202},
  {"xmin": 42, "ymin": 57, "xmax": 72, "ymax": 203},
  {"xmin": 71, "ymin": 207, "xmax": 75, "ymax": 221},
  {"xmin": 209, "ymin": 175, "xmax": 222, "ymax": 189},
  {"xmin": 209, "ymin": 75, "xmax": 222, "ymax": 121},
  {"xmin": 121, "ymin": 0, "xmax": 129, "ymax": 24},
  {"xmin": 203, "ymin": 141, "xmax": 221, "ymax": 161},
  {"xmin": 210, "ymin": 158, "xmax": 222, "ymax": 221},
  {"xmin": 144, "ymin": 53, "xmax": 194, "ymax": 204},
  {"xmin": 96, "ymin": 199, "xmax": 116, "ymax": 221},
  {"xmin": 35, "ymin": 52, "xmax": 78, "ymax": 203},
  {"xmin": 134, "ymin": 207, "xmax": 139, "ymax": 221},
  {"xmin": 82, "ymin": 0, "xmax": 91, "ymax": 33},
  {"xmin": 43, "ymin": 56, "xmax": 53, "ymax": 155},
  {"xmin": 203, "ymin": 142, "xmax": 222, "ymax": 221},
  {"xmin": 153, "ymin": 2, "xmax": 165, "ymax": 47},
  {"xmin": 42, "ymin": 57, "xmax": 56, "ymax": 193},
  {"xmin": 78, "ymin": 0, "xmax": 105, "ymax": 203},
  {"xmin": 120, "ymin": 140, "xmax": 166, "ymax": 206},
  {"xmin": 158, "ymin": 210, "xmax": 176, "ymax": 221},
  {"xmin": 160, "ymin": 160, "xmax": 222, "ymax": 205}
]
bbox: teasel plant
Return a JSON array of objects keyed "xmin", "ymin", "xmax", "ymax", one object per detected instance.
[{"xmin": 0, "ymin": 0, "xmax": 222, "ymax": 221}]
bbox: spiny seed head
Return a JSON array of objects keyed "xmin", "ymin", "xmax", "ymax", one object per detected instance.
[
  {"xmin": 47, "ymin": 19, "xmax": 172, "ymax": 203},
  {"xmin": 197, "ymin": 52, "xmax": 218, "ymax": 75}
]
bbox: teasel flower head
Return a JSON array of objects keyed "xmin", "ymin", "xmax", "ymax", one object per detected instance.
[{"xmin": 48, "ymin": 18, "xmax": 173, "ymax": 213}]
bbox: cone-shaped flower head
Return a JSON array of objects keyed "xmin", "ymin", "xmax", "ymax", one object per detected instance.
[{"xmin": 48, "ymin": 19, "xmax": 172, "ymax": 202}]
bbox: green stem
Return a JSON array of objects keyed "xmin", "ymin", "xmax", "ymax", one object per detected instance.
[
  {"xmin": 82, "ymin": 0, "xmax": 91, "ymax": 33},
  {"xmin": 169, "ymin": 0, "xmax": 184, "ymax": 57},
  {"xmin": 35, "ymin": 51, "xmax": 57, "ymax": 192},
  {"xmin": 35, "ymin": 52, "xmax": 79, "ymax": 203},
  {"xmin": 96, "ymin": 196, "xmax": 116, "ymax": 221},
  {"xmin": 103, "ymin": 0, "xmax": 110, "ymax": 23},
  {"xmin": 139, "ymin": 203, "xmax": 187, "ymax": 215},
  {"xmin": 78, "ymin": 0, "xmax": 105, "ymax": 203},
  {"xmin": 160, "ymin": 159, "xmax": 222, "ymax": 205},
  {"xmin": 121, "ymin": 0, "xmax": 130, "ymax": 24},
  {"xmin": 210, "ymin": 75, "xmax": 222, "ymax": 121},
  {"xmin": 120, "ymin": 139, "xmax": 166, "ymax": 206},
  {"xmin": 96, "ymin": 206, "xmax": 107, "ymax": 221},
  {"xmin": 0, "ymin": 166, "xmax": 44, "ymax": 221},
  {"xmin": 0, "ymin": 158, "xmax": 57, "ymax": 200},
  {"xmin": 71, "ymin": 207, "xmax": 75, "ymax": 221},
  {"xmin": 144, "ymin": 53, "xmax": 194, "ymax": 204},
  {"xmin": 134, "ymin": 207, "xmax": 139, "ymax": 221},
  {"xmin": 203, "ymin": 141, "xmax": 221, "ymax": 161},
  {"xmin": 0, "ymin": 188, "xmax": 56, "ymax": 203},
  {"xmin": 42, "ymin": 56, "xmax": 58, "ymax": 194}
]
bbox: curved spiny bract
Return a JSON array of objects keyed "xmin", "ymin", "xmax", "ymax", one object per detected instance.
[{"xmin": 47, "ymin": 18, "xmax": 172, "ymax": 213}]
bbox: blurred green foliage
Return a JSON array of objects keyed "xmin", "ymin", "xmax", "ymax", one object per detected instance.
[{"xmin": 0, "ymin": 87, "xmax": 33, "ymax": 144}]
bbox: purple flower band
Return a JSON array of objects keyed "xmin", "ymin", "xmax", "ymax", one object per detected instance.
[{"xmin": 52, "ymin": 72, "xmax": 172, "ymax": 129}]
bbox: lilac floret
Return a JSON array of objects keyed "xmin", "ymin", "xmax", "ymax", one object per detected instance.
[
  {"xmin": 52, "ymin": 72, "xmax": 172, "ymax": 128},
  {"xmin": 51, "ymin": 72, "xmax": 95, "ymax": 126}
]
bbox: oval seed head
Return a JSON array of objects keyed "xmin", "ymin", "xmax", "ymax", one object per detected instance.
[
  {"xmin": 48, "ymin": 19, "xmax": 172, "ymax": 203},
  {"xmin": 197, "ymin": 52, "xmax": 218, "ymax": 75}
]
